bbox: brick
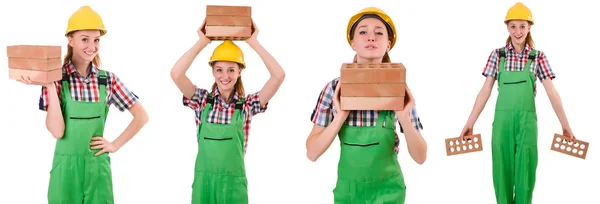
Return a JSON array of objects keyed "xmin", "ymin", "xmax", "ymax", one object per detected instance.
[
  {"xmin": 206, "ymin": 5, "xmax": 251, "ymax": 16},
  {"xmin": 340, "ymin": 96, "xmax": 404, "ymax": 110},
  {"xmin": 6, "ymin": 45, "xmax": 61, "ymax": 59},
  {"xmin": 341, "ymin": 83, "xmax": 405, "ymax": 97},
  {"xmin": 445, "ymin": 134, "xmax": 483, "ymax": 156},
  {"xmin": 206, "ymin": 16, "xmax": 252, "ymax": 27},
  {"xmin": 8, "ymin": 57, "xmax": 62, "ymax": 71},
  {"xmin": 340, "ymin": 63, "xmax": 406, "ymax": 84},
  {"xmin": 204, "ymin": 26, "xmax": 252, "ymax": 41},
  {"xmin": 550, "ymin": 133, "xmax": 589, "ymax": 159},
  {"xmin": 9, "ymin": 68, "xmax": 62, "ymax": 84}
]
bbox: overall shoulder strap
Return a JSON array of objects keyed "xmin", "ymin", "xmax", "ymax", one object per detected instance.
[
  {"xmin": 498, "ymin": 47, "xmax": 507, "ymax": 74},
  {"xmin": 98, "ymin": 69, "xmax": 107, "ymax": 86}
]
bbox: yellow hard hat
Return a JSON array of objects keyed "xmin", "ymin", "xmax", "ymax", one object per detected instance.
[
  {"xmin": 65, "ymin": 6, "xmax": 106, "ymax": 36},
  {"xmin": 504, "ymin": 2, "xmax": 533, "ymax": 25},
  {"xmin": 209, "ymin": 40, "xmax": 246, "ymax": 69},
  {"xmin": 346, "ymin": 7, "xmax": 397, "ymax": 50}
]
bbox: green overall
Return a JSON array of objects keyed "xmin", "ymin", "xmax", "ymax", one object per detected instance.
[
  {"xmin": 191, "ymin": 94, "xmax": 248, "ymax": 204},
  {"xmin": 48, "ymin": 70, "xmax": 114, "ymax": 204},
  {"xmin": 333, "ymin": 110, "xmax": 407, "ymax": 204},
  {"xmin": 491, "ymin": 48, "xmax": 538, "ymax": 204}
]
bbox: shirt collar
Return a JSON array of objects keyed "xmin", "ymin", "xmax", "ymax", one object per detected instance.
[
  {"xmin": 505, "ymin": 42, "xmax": 531, "ymax": 53},
  {"xmin": 210, "ymin": 87, "xmax": 239, "ymax": 103},
  {"xmin": 64, "ymin": 60, "xmax": 98, "ymax": 77}
]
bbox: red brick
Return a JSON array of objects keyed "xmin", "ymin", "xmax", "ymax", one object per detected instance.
[
  {"xmin": 445, "ymin": 134, "xmax": 483, "ymax": 156},
  {"xmin": 550, "ymin": 133, "xmax": 589, "ymax": 159},
  {"xmin": 206, "ymin": 16, "xmax": 252, "ymax": 27},
  {"xmin": 340, "ymin": 63, "xmax": 406, "ymax": 84},
  {"xmin": 204, "ymin": 26, "xmax": 252, "ymax": 40},
  {"xmin": 206, "ymin": 5, "xmax": 251, "ymax": 16},
  {"xmin": 9, "ymin": 68, "xmax": 62, "ymax": 84},
  {"xmin": 6, "ymin": 45, "xmax": 61, "ymax": 59},
  {"xmin": 341, "ymin": 83, "xmax": 405, "ymax": 97},
  {"xmin": 8, "ymin": 57, "xmax": 62, "ymax": 71},
  {"xmin": 340, "ymin": 96, "xmax": 404, "ymax": 111}
]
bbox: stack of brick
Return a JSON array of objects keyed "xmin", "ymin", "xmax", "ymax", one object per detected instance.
[
  {"xmin": 204, "ymin": 5, "xmax": 253, "ymax": 41},
  {"xmin": 7, "ymin": 45, "xmax": 62, "ymax": 84},
  {"xmin": 339, "ymin": 63, "xmax": 407, "ymax": 110}
]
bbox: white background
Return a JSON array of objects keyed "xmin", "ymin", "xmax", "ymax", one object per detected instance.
[{"xmin": 0, "ymin": 0, "xmax": 598, "ymax": 203}]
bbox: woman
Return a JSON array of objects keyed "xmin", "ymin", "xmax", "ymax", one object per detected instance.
[
  {"xmin": 170, "ymin": 19, "xmax": 285, "ymax": 203},
  {"xmin": 459, "ymin": 2, "xmax": 576, "ymax": 204},
  {"xmin": 305, "ymin": 7, "xmax": 427, "ymax": 203},
  {"xmin": 17, "ymin": 6, "xmax": 149, "ymax": 204}
]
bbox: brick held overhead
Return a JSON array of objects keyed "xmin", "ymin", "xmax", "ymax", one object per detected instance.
[
  {"xmin": 204, "ymin": 5, "xmax": 253, "ymax": 41},
  {"xmin": 206, "ymin": 5, "xmax": 251, "ymax": 16}
]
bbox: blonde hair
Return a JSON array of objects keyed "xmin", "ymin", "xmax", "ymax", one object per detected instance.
[
  {"xmin": 64, "ymin": 32, "xmax": 102, "ymax": 68},
  {"xmin": 353, "ymin": 52, "xmax": 391, "ymax": 63},
  {"xmin": 210, "ymin": 63, "xmax": 246, "ymax": 98}
]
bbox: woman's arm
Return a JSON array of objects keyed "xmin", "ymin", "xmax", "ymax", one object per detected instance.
[
  {"xmin": 44, "ymin": 82, "xmax": 65, "ymax": 139},
  {"xmin": 170, "ymin": 39, "xmax": 210, "ymax": 99},
  {"xmin": 541, "ymin": 79, "xmax": 573, "ymax": 135},
  {"xmin": 247, "ymin": 41, "xmax": 285, "ymax": 107},
  {"xmin": 306, "ymin": 113, "xmax": 348, "ymax": 162},
  {"xmin": 306, "ymin": 80, "xmax": 349, "ymax": 162},
  {"xmin": 245, "ymin": 24, "xmax": 285, "ymax": 107},
  {"xmin": 110, "ymin": 102, "xmax": 149, "ymax": 151},
  {"xmin": 462, "ymin": 76, "xmax": 496, "ymax": 134},
  {"xmin": 395, "ymin": 86, "xmax": 427, "ymax": 164}
]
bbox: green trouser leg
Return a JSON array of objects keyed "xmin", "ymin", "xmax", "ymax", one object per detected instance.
[
  {"xmin": 491, "ymin": 48, "xmax": 539, "ymax": 204},
  {"xmin": 334, "ymin": 111, "xmax": 406, "ymax": 204},
  {"xmin": 492, "ymin": 111, "xmax": 538, "ymax": 204},
  {"xmin": 48, "ymin": 70, "xmax": 114, "ymax": 204},
  {"xmin": 191, "ymin": 95, "xmax": 248, "ymax": 204}
]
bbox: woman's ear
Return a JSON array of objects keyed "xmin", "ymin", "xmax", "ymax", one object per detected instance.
[
  {"xmin": 387, "ymin": 40, "xmax": 391, "ymax": 52},
  {"xmin": 67, "ymin": 36, "xmax": 74, "ymax": 47}
]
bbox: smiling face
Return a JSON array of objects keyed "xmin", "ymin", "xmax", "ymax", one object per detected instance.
[
  {"xmin": 506, "ymin": 20, "xmax": 531, "ymax": 46},
  {"xmin": 350, "ymin": 17, "xmax": 391, "ymax": 61},
  {"xmin": 67, "ymin": 30, "xmax": 101, "ymax": 64},
  {"xmin": 212, "ymin": 61, "xmax": 242, "ymax": 93}
]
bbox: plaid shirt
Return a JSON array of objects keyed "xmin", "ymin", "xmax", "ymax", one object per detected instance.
[
  {"xmin": 39, "ymin": 61, "xmax": 139, "ymax": 112},
  {"xmin": 482, "ymin": 43, "xmax": 556, "ymax": 96},
  {"xmin": 183, "ymin": 86, "xmax": 268, "ymax": 154},
  {"xmin": 310, "ymin": 77, "xmax": 424, "ymax": 154}
]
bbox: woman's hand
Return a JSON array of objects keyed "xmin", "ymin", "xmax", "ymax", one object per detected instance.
[
  {"xmin": 332, "ymin": 83, "xmax": 350, "ymax": 119},
  {"xmin": 90, "ymin": 137, "xmax": 118, "ymax": 156},
  {"xmin": 245, "ymin": 21, "xmax": 259, "ymax": 45},
  {"xmin": 16, "ymin": 76, "xmax": 53, "ymax": 87},
  {"xmin": 562, "ymin": 126, "xmax": 576, "ymax": 142},
  {"xmin": 197, "ymin": 18, "xmax": 212, "ymax": 44},
  {"xmin": 395, "ymin": 86, "xmax": 415, "ymax": 120}
]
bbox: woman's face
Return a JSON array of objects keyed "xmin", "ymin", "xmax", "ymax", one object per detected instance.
[
  {"xmin": 68, "ymin": 30, "xmax": 101, "ymax": 63},
  {"xmin": 506, "ymin": 20, "xmax": 531, "ymax": 45},
  {"xmin": 350, "ymin": 17, "xmax": 391, "ymax": 60},
  {"xmin": 212, "ymin": 61, "xmax": 241, "ymax": 93}
]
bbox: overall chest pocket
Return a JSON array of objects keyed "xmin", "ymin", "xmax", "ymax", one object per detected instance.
[
  {"xmin": 69, "ymin": 116, "xmax": 101, "ymax": 120},
  {"xmin": 203, "ymin": 137, "xmax": 233, "ymax": 141},
  {"xmin": 342, "ymin": 142, "xmax": 380, "ymax": 147},
  {"xmin": 503, "ymin": 80, "xmax": 527, "ymax": 85}
]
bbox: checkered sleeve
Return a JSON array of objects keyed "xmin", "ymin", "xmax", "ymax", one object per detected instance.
[
  {"xmin": 396, "ymin": 105, "xmax": 424, "ymax": 133},
  {"xmin": 183, "ymin": 85, "xmax": 209, "ymax": 111},
  {"xmin": 310, "ymin": 78, "xmax": 338, "ymax": 127},
  {"xmin": 108, "ymin": 72, "xmax": 139, "ymax": 112},
  {"xmin": 38, "ymin": 81, "xmax": 62, "ymax": 111},
  {"xmin": 245, "ymin": 91, "xmax": 268, "ymax": 116},
  {"xmin": 536, "ymin": 51, "xmax": 556, "ymax": 81},
  {"xmin": 482, "ymin": 49, "xmax": 500, "ymax": 79}
]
